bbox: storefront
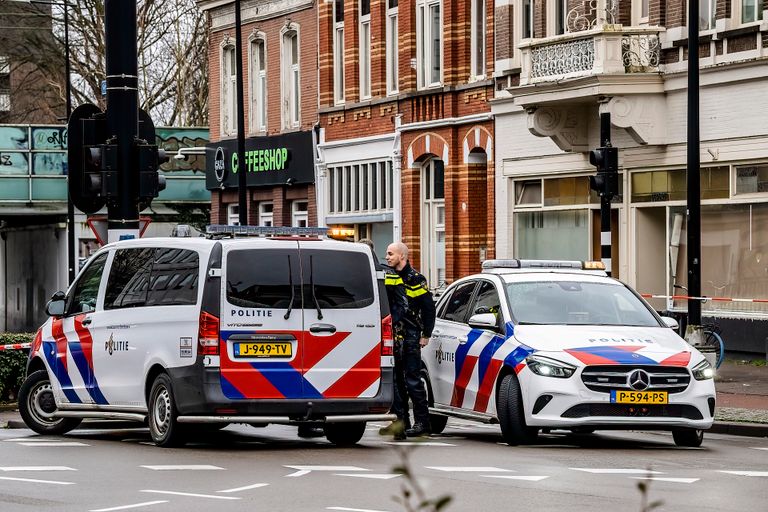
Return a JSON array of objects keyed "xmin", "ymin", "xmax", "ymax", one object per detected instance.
[{"xmin": 206, "ymin": 130, "xmax": 317, "ymax": 229}]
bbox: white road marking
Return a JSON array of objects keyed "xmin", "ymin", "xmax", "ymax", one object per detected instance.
[
  {"xmin": 750, "ymin": 447, "xmax": 768, "ymax": 451},
  {"xmin": 140, "ymin": 490, "xmax": 239, "ymax": 500},
  {"xmin": 382, "ymin": 441, "xmax": 456, "ymax": 447},
  {"xmin": 480, "ymin": 475, "xmax": 549, "ymax": 482},
  {"xmin": 426, "ymin": 466, "xmax": 512, "ymax": 472},
  {"xmin": 4, "ymin": 438, "xmax": 54, "ymax": 442},
  {"xmin": 718, "ymin": 471, "xmax": 768, "ymax": 477},
  {"xmin": 284, "ymin": 465, "xmax": 369, "ymax": 478},
  {"xmin": 0, "ymin": 466, "xmax": 76, "ymax": 471},
  {"xmin": 0, "ymin": 476, "xmax": 75, "ymax": 485},
  {"xmin": 217, "ymin": 483, "xmax": 269, "ymax": 493},
  {"xmin": 570, "ymin": 468, "xmax": 664, "ymax": 475},
  {"xmin": 334, "ymin": 473, "xmax": 401, "ymax": 480},
  {"xmin": 327, "ymin": 508, "xmax": 392, "ymax": 512},
  {"xmin": 90, "ymin": 501, "xmax": 169, "ymax": 512},
  {"xmin": 141, "ymin": 465, "xmax": 224, "ymax": 471},
  {"xmin": 17, "ymin": 442, "xmax": 89, "ymax": 447},
  {"xmin": 630, "ymin": 477, "xmax": 700, "ymax": 484}
]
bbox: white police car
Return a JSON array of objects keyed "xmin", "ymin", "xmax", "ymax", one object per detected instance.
[
  {"xmin": 19, "ymin": 226, "xmax": 395, "ymax": 447},
  {"xmin": 422, "ymin": 259, "xmax": 716, "ymax": 447}
]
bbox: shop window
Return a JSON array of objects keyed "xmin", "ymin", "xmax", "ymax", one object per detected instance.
[
  {"xmin": 386, "ymin": 0, "xmax": 399, "ymax": 94},
  {"xmin": 470, "ymin": 0, "xmax": 485, "ymax": 79},
  {"xmin": 221, "ymin": 44, "xmax": 237, "ymax": 135},
  {"xmin": 544, "ymin": 177, "xmax": 592, "ymax": 206},
  {"xmin": 292, "ymin": 201, "xmax": 308, "ymax": 227},
  {"xmin": 631, "ymin": 167, "xmax": 728, "ymax": 203},
  {"xmin": 259, "ymin": 202, "xmax": 274, "ymax": 227},
  {"xmin": 514, "ymin": 179, "xmax": 542, "ymax": 206},
  {"xmin": 249, "ymin": 37, "xmax": 267, "ymax": 132},
  {"xmin": 514, "ymin": 210, "xmax": 590, "ymax": 260},
  {"xmin": 360, "ymin": 0, "xmax": 371, "ymax": 99},
  {"xmin": 416, "ymin": 0, "xmax": 442, "ymax": 89},
  {"xmin": 334, "ymin": 0, "xmax": 345, "ymax": 103},
  {"xmin": 735, "ymin": 164, "xmax": 768, "ymax": 194}
]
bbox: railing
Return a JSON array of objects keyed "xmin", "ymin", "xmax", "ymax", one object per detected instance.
[{"xmin": 519, "ymin": 26, "xmax": 663, "ymax": 85}]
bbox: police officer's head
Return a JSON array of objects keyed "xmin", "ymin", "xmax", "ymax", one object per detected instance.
[{"xmin": 386, "ymin": 242, "xmax": 408, "ymax": 271}]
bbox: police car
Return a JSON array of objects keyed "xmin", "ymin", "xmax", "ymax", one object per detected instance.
[
  {"xmin": 19, "ymin": 225, "xmax": 395, "ymax": 447},
  {"xmin": 422, "ymin": 259, "xmax": 716, "ymax": 447}
]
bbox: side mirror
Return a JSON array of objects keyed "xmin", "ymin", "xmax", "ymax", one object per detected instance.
[
  {"xmin": 661, "ymin": 316, "xmax": 679, "ymax": 330},
  {"xmin": 468, "ymin": 312, "xmax": 498, "ymax": 331},
  {"xmin": 45, "ymin": 291, "xmax": 66, "ymax": 317}
]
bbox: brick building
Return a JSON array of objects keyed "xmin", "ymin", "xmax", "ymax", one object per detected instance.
[
  {"xmin": 492, "ymin": 0, "xmax": 768, "ymax": 354},
  {"xmin": 199, "ymin": 0, "xmax": 320, "ymax": 229},
  {"xmin": 317, "ymin": 0, "xmax": 496, "ymax": 287}
]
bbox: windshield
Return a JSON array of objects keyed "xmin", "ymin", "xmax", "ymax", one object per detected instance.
[{"xmin": 505, "ymin": 281, "xmax": 661, "ymax": 327}]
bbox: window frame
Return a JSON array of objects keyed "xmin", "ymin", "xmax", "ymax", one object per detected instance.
[
  {"xmin": 735, "ymin": 0, "xmax": 764, "ymax": 25},
  {"xmin": 334, "ymin": 0, "xmax": 346, "ymax": 104},
  {"xmin": 386, "ymin": 0, "xmax": 399, "ymax": 95},
  {"xmin": 227, "ymin": 204, "xmax": 240, "ymax": 225},
  {"xmin": 470, "ymin": 0, "xmax": 486, "ymax": 80},
  {"xmin": 695, "ymin": 0, "xmax": 717, "ymax": 31},
  {"xmin": 439, "ymin": 280, "xmax": 478, "ymax": 324},
  {"xmin": 220, "ymin": 42, "xmax": 238, "ymax": 136},
  {"xmin": 65, "ymin": 252, "xmax": 109, "ymax": 316},
  {"xmin": 522, "ymin": 0, "xmax": 534, "ymax": 39},
  {"xmin": 259, "ymin": 202, "xmax": 274, "ymax": 227},
  {"xmin": 281, "ymin": 26, "xmax": 301, "ymax": 129},
  {"xmin": 416, "ymin": 0, "xmax": 443, "ymax": 89},
  {"xmin": 292, "ymin": 200, "xmax": 309, "ymax": 227},
  {"xmin": 248, "ymin": 34, "xmax": 267, "ymax": 134},
  {"xmin": 360, "ymin": 0, "xmax": 372, "ymax": 99}
]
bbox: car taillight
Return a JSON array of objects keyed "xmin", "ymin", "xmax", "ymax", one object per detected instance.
[
  {"xmin": 381, "ymin": 314, "xmax": 394, "ymax": 356},
  {"xmin": 198, "ymin": 311, "xmax": 220, "ymax": 355}
]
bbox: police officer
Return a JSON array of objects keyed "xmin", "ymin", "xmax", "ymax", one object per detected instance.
[{"xmin": 381, "ymin": 241, "xmax": 436, "ymax": 438}]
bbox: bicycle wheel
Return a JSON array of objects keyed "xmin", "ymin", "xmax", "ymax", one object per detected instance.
[{"xmin": 701, "ymin": 330, "xmax": 725, "ymax": 369}]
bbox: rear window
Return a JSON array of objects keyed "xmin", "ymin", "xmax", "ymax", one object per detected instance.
[{"xmin": 300, "ymin": 249, "xmax": 374, "ymax": 309}]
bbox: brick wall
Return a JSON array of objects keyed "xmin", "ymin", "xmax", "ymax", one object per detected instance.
[
  {"xmin": 665, "ymin": 0, "xmax": 685, "ymax": 28},
  {"xmin": 534, "ymin": 0, "xmax": 546, "ymax": 39},
  {"xmin": 495, "ymin": 4, "xmax": 514, "ymax": 61}
]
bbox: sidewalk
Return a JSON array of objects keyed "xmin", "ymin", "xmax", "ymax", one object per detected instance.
[{"xmin": 3, "ymin": 360, "xmax": 767, "ymax": 436}]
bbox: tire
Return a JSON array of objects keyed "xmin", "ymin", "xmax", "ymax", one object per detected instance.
[
  {"xmin": 496, "ymin": 373, "xmax": 538, "ymax": 446},
  {"xmin": 672, "ymin": 428, "xmax": 703, "ymax": 447},
  {"xmin": 420, "ymin": 368, "xmax": 448, "ymax": 435},
  {"xmin": 324, "ymin": 422, "xmax": 366, "ymax": 446},
  {"xmin": 148, "ymin": 373, "xmax": 187, "ymax": 447},
  {"xmin": 18, "ymin": 370, "xmax": 82, "ymax": 435}
]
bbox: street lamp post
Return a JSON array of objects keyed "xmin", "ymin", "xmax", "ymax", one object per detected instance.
[{"xmin": 234, "ymin": 0, "xmax": 247, "ymax": 226}]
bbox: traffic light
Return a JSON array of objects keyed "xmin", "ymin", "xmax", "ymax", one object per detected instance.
[
  {"xmin": 83, "ymin": 143, "xmax": 119, "ymax": 199},
  {"xmin": 589, "ymin": 146, "xmax": 619, "ymax": 198},
  {"xmin": 67, "ymin": 103, "xmax": 107, "ymax": 214},
  {"xmin": 136, "ymin": 142, "xmax": 168, "ymax": 204}
]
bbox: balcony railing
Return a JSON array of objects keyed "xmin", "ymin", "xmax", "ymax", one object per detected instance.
[{"xmin": 519, "ymin": 26, "xmax": 663, "ymax": 85}]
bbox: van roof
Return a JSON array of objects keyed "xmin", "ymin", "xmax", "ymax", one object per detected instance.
[{"xmin": 99, "ymin": 236, "xmax": 371, "ymax": 253}]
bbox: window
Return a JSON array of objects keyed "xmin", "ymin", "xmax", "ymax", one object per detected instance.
[
  {"xmin": 221, "ymin": 44, "xmax": 237, "ymax": 135},
  {"xmin": 422, "ymin": 159, "xmax": 446, "ymax": 287},
  {"xmin": 334, "ymin": 0, "xmax": 345, "ymax": 103},
  {"xmin": 523, "ymin": 0, "xmax": 534, "ymax": 39},
  {"xmin": 259, "ymin": 202, "xmax": 274, "ymax": 226},
  {"xmin": 630, "ymin": 167, "xmax": 729, "ymax": 202},
  {"xmin": 742, "ymin": 0, "xmax": 764, "ymax": 23},
  {"xmin": 250, "ymin": 37, "xmax": 267, "ymax": 132},
  {"xmin": 282, "ymin": 29, "xmax": 300, "ymax": 128},
  {"xmin": 360, "ymin": 0, "xmax": 371, "ymax": 98},
  {"xmin": 328, "ymin": 161, "xmax": 394, "ymax": 214},
  {"xmin": 514, "ymin": 210, "xmax": 590, "ymax": 260},
  {"xmin": 416, "ymin": 0, "xmax": 442, "ymax": 88},
  {"xmin": 470, "ymin": 281, "xmax": 501, "ymax": 318},
  {"xmin": 698, "ymin": 0, "xmax": 716, "ymax": 30},
  {"xmin": 556, "ymin": 0, "xmax": 568, "ymax": 34},
  {"xmin": 514, "ymin": 180, "xmax": 543, "ymax": 206},
  {"xmin": 292, "ymin": 200, "xmax": 308, "ymax": 227},
  {"xmin": 735, "ymin": 164, "xmax": 768, "ymax": 194},
  {"xmin": 386, "ymin": 0, "xmax": 399, "ymax": 94},
  {"xmin": 66, "ymin": 253, "xmax": 108, "ymax": 315},
  {"xmin": 227, "ymin": 249, "xmax": 301, "ymax": 309},
  {"xmin": 227, "ymin": 204, "xmax": 240, "ymax": 225},
  {"xmin": 104, "ymin": 248, "xmax": 154, "ymax": 309},
  {"xmin": 440, "ymin": 281, "xmax": 477, "ymax": 323},
  {"xmin": 471, "ymin": 0, "xmax": 485, "ymax": 79},
  {"xmin": 300, "ymin": 250, "xmax": 375, "ymax": 309}
]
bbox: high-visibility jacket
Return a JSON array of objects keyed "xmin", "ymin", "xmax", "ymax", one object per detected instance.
[{"xmin": 385, "ymin": 262, "xmax": 435, "ymax": 339}]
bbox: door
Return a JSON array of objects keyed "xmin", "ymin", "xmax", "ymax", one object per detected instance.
[
  {"xmin": 430, "ymin": 280, "xmax": 477, "ymax": 407},
  {"xmin": 48, "ymin": 252, "xmax": 109, "ymax": 405},
  {"xmin": 298, "ymin": 246, "xmax": 380, "ymax": 398},
  {"xmin": 221, "ymin": 242, "xmax": 305, "ymax": 399}
]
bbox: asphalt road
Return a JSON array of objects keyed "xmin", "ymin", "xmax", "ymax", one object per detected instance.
[{"xmin": 1, "ymin": 419, "xmax": 767, "ymax": 512}]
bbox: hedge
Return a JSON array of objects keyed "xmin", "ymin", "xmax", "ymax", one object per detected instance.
[{"xmin": 0, "ymin": 333, "xmax": 33, "ymax": 402}]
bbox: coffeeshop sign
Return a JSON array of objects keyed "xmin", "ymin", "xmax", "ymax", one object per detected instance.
[{"xmin": 205, "ymin": 130, "xmax": 315, "ymax": 189}]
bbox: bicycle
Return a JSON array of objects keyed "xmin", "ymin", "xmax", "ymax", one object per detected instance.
[{"xmin": 664, "ymin": 285, "xmax": 726, "ymax": 369}]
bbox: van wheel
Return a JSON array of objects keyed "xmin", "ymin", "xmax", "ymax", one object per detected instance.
[
  {"xmin": 19, "ymin": 370, "xmax": 81, "ymax": 435},
  {"xmin": 672, "ymin": 428, "xmax": 703, "ymax": 447},
  {"xmin": 324, "ymin": 422, "xmax": 366, "ymax": 446},
  {"xmin": 497, "ymin": 374, "xmax": 538, "ymax": 446},
  {"xmin": 420, "ymin": 368, "xmax": 448, "ymax": 435},
  {"xmin": 148, "ymin": 374, "xmax": 186, "ymax": 447}
]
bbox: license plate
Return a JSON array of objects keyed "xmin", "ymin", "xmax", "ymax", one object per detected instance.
[
  {"xmin": 610, "ymin": 390, "xmax": 668, "ymax": 404},
  {"xmin": 234, "ymin": 342, "xmax": 292, "ymax": 358}
]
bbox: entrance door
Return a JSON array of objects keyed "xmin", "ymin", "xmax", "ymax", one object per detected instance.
[{"xmin": 422, "ymin": 158, "xmax": 445, "ymax": 288}]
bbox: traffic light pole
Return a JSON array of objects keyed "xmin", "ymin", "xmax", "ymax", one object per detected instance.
[
  {"xmin": 104, "ymin": 0, "xmax": 139, "ymax": 243},
  {"xmin": 235, "ymin": 0, "xmax": 248, "ymax": 226},
  {"xmin": 599, "ymin": 112, "xmax": 613, "ymax": 277}
]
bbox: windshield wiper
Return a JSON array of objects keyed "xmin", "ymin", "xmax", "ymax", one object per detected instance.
[
  {"xmin": 284, "ymin": 255, "xmax": 295, "ymax": 320},
  {"xmin": 309, "ymin": 255, "xmax": 323, "ymax": 320}
]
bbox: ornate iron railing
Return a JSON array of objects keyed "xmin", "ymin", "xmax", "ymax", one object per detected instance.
[
  {"xmin": 530, "ymin": 38, "xmax": 595, "ymax": 78},
  {"xmin": 566, "ymin": 0, "xmax": 619, "ymax": 33},
  {"xmin": 621, "ymin": 33, "xmax": 661, "ymax": 70}
]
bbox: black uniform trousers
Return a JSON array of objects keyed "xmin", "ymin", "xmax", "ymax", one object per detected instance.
[{"xmin": 391, "ymin": 326, "xmax": 430, "ymax": 428}]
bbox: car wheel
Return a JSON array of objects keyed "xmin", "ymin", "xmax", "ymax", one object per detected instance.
[
  {"xmin": 148, "ymin": 373, "xmax": 187, "ymax": 447},
  {"xmin": 18, "ymin": 370, "xmax": 82, "ymax": 435},
  {"xmin": 497, "ymin": 373, "xmax": 538, "ymax": 446},
  {"xmin": 420, "ymin": 367, "xmax": 448, "ymax": 435},
  {"xmin": 324, "ymin": 422, "xmax": 366, "ymax": 446},
  {"xmin": 672, "ymin": 428, "xmax": 703, "ymax": 447}
]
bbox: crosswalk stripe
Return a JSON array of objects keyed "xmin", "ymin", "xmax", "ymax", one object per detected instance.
[
  {"xmin": 481, "ymin": 475, "xmax": 549, "ymax": 482},
  {"xmin": 0, "ymin": 466, "xmax": 76, "ymax": 471},
  {"xmin": 17, "ymin": 442, "xmax": 89, "ymax": 447},
  {"xmin": 334, "ymin": 473, "xmax": 401, "ymax": 480},
  {"xmin": 217, "ymin": 483, "xmax": 269, "ymax": 493},
  {"xmin": 570, "ymin": 468, "xmax": 663, "ymax": 474},
  {"xmin": 90, "ymin": 501, "xmax": 168, "ymax": 512},
  {"xmin": 140, "ymin": 490, "xmax": 239, "ymax": 500},
  {"xmin": 426, "ymin": 467, "xmax": 512, "ymax": 472},
  {"xmin": 630, "ymin": 477, "xmax": 699, "ymax": 484},
  {"xmin": 382, "ymin": 441, "xmax": 456, "ymax": 447},
  {"xmin": 141, "ymin": 465, "xmax": 224, "ymax": 471},
  {"xmin": 718, "ymin": 470, "xmax": 768, "ymax": 477},
  {"xmin": 0, "ymin": 476, "xmax": 75, "ymax": 485}
]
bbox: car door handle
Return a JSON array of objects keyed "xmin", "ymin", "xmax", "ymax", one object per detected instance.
[
  {"xmin": 458, "ymin": 335, "xmax": 468, "ymax": 344},
  {"xmin": 81, "ymin": 317, "xmax": 92, "ymax": 326},
  {"xmin": 309, "ymin": 323, "xmax": 337, "ymax": 334}
]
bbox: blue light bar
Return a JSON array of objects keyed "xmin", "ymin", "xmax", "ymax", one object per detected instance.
[{"xmin": 206, "ymin": 225, "xmax": 330, "ymax": 237}]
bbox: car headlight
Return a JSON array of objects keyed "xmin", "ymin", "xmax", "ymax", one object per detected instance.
[
  {"xmin": 692, "ymin": 359, "xmax": 715, "ymax": 380},
  {"xmin": 525, "ymin": 354, "xmax": 576, "ymax": 378}
]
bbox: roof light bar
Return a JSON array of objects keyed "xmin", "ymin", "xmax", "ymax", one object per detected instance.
[
  {"xmin": 206, "ymin": 225, "xmax": 330, "ymax": 237},
  {"xmin": 482, "ymin": 259, "xmax": 604, "ymax": 272},
  {"xmin": 582, "ymin": 261, "xmax": 606, "ymax": 270}
]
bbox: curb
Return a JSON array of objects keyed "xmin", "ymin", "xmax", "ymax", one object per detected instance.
[{"xmin": 710, "ymin": 421, "xmax": 768, "ymax": 438}]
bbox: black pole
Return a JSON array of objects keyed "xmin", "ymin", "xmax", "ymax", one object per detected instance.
[
  {"xmin": 104, "ymin": 0, "xmax": 139, "ymax": 242},
  {"xmin": 687, "ymin": 0, "xmax": 701, "ymax": 327},
  {"xmin": 599, "ymin": 112, "xmax": 612, "ymax": 277},
  {"xmin": 235, "ymin": 0, "xmax": 248, "ymax": 225},
  {"xmin": 64, "ymin": 0, "xmax": 75, "ymax": 282}
]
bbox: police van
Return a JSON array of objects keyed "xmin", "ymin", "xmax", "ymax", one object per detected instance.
[{"xmin": 19, "ymin": 225, "xmax": 395, "ymax": 447}]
